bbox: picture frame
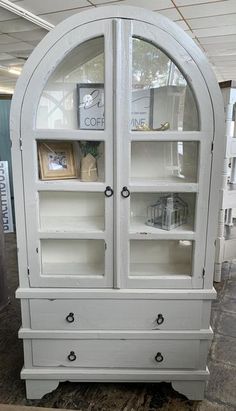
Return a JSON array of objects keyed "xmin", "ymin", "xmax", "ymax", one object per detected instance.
[
  {"xmin": 38, "ymin": 141, "xmax": 77, "ymax": 180},
  {"xmin": 77, "ymin": 83, "xmax": 104, "ymax": 130}
]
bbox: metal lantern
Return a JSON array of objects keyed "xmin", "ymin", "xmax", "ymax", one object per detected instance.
[{"xmin": 146, "ymin": 193, "xmax": 188, "ymax": 231}]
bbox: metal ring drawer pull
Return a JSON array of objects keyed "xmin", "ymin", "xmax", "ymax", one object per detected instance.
[
  {"xmin": 104, "ymin": 186, "xmax": 114, "ymax": 197},
  {"xmin": 155, "ymin": 352, "xmax": 164, "ymax": 363},
  {"xmin": 66, "ymin": 312, "xmax": 75, "ymax": 323},
  {"xmin": 121, "ymin": 186, "xmax": 130, "ymax": 198},
  {"xmin": 156, "ymin": 314, "xmax": 164, "ymax": 325},
  {"xmin": 67, "ymin": 351, "xmax": 76, "ymax": 362}
]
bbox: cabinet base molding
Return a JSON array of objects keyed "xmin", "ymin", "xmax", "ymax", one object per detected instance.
[
  {"xmin": 22, "ymin": 368, "xmax": 209, "ymax": 400},
  {"xmin": 172, "ymin": 381, "xmax": 206, "ymax": 401},
  {"xmin": 25, "ymin": 380, "xmax": 59, "ymax": 400}
]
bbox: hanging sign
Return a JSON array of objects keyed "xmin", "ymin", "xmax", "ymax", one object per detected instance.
[
  {"xmin": 77, "ymin": 83, "xmax": 104, "ymax": 130},
  {"xmin": 77, "ymin": 83, "xmax": 152, "ymax": 130},
  {"xmin": 131, "ymin": 89, "xmax": 152, "ymax": 130},
  {"xmin": 0, "ymin": 161, "xmax": 13, "ymax": 233}
]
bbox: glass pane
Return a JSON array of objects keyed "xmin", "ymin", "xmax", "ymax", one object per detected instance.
[
  {"xmin": 130, "ymin": 193, "xmax": 195, "ymax": 233},
  {"xmin": 131, "ymin": 141, "xmax": 198, "ymax": 183},
  {"xmin": 37, "ymin": 140, "xmax": 105, "ymax": 182},
  {"xmin": 39, "ymin": 192, "xmax": 105, "ymax": 232},
  {"xmin": 130, "ymin": 240, "xmax": 193, "ymax": 276},
  {"xmin": 41, "ymin": 239, "xmax": 105, "ymax": 276},
  {"xmin": 132, "ymin": 37, "xmax": 199, "ymax": 131},
  {"xmin": 37, "ymin": 37, "xmax": 104, "ymax": 129}
]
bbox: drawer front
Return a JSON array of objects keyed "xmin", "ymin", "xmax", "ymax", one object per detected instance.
[
  {"xmin": 32, "ymin": 339, "xmax": 200, "ymax": 369},
  {"xmin": 30, "ymin": 299, "xmax": 202, "ymax": 331}
]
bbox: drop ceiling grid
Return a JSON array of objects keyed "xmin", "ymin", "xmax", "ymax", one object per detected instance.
[{"xmin": 0, "ymin": 0, "xmax": 235, "ymax": 91}]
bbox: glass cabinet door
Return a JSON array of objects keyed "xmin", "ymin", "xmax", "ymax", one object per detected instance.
[
  {"xmin": 116, "ymin": 21, "xmax": 213, "ymax": 289},
  {"xmin": 21, "ymin": 21, "xmax": 113, "ymax": 287}
]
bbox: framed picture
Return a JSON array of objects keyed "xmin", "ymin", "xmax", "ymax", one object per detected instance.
[
  {"xmin": 77, "ymin": 83, "xmax": 104, "ymax": 130},
  {"xmin": 38, "ymin": 141, "xmax": 77, "ymax": 180}
]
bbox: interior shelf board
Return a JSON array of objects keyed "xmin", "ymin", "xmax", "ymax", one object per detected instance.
[
  {"xmin": 130, "ymin": 178, "xmax": 198, "ymax": 192},
  {"xmin": 130, "ymin": 263, "xmax": 191, "ymax": 277},
  {"xmin": 130, "ymin": 217, "xmax": 194, "ymax": 237},
  {"xmin": 42, "ymin": 262, "xmax": 105, "ymax": 277},
  {"xmin": 36, "ymin": 180, "xmax": 105, "ymax": 192},
  {"xmin": 40, "ymin": 216, "xmax": 104, "ymax": 233}
]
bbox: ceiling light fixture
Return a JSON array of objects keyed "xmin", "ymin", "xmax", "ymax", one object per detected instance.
[
  {"xmin": 0, "ymin": 86, "xmax": 14, "ymax": 94},
  {"xmin": 0, "ymin": 65, "xmax": 22, "ymax": 76},
  {"xmin": 8, "ymin": 67, "xmax": 22, "ymax": 75},
  {"xmin": 0, "ymin": 0, "xmax": 55, "ymax": 31}
]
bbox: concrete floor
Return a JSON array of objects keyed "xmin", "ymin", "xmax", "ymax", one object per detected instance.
[{"xmin": 0, "ymin": 233, "xmax": 235, "ymax": 411}]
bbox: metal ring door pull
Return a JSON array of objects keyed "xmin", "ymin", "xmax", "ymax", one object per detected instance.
[
  {"xmin": 155, "ymin": 352, "xmax": 164, "ymax": 363},
  {"xmin": 67, "ymin": 351, "xmax": 77, "ymax": 361},
  {"xmin": 104, "ymin": 186, "xmax": 114, "ymax": 197},
  {"xmin": 121, "ymin": 186, "xmax": 130, "ymax": 198},
  {"xmin": 156, "ymin": 314, "xmax": 164, "ymax": 325},
  {"xmin": 66, "ymin": 312, "xmax": 75, "ymax": 323}
]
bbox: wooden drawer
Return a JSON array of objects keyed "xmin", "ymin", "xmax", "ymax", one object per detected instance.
[
  {"xmin": 32, "ymin": 338, "xmax": 202, "ymax": 369},
  {"xmin": 29, "ymin": 299, "xmax": 203, "ymax": 331}
]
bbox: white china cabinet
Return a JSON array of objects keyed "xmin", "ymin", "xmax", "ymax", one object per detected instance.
[{"xmin": 11, "ymin": 6, "xmax": 224, "ymax": 400}]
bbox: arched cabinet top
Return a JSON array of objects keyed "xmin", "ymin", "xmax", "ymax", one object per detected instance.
[{"xmin": 11, "ymin": 5, "xmax": 223, "ymax": 137}]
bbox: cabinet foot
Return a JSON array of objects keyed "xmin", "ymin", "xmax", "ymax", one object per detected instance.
[
  {"xmin": 172, "ymin": 380, "xmax": 206, "ymax": 400},
  {"xmin": 25, "ymin": 379, "xmax": 59, "ymax": 399}
]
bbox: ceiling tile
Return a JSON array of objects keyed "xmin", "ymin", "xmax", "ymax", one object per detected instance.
[
  {"xmin": 0, "ymin": 7, "xmax": 18, "ymax": 21},
  {"xmin": 40, "ymin": 7, "xmax": 94, "ymax": 25},
  {"xmin": 179, "ymin": 0, "xmax": 236, "ymax": 19},
  {"xmin": 0, "ymin": 41, "xmax": 34, "ymax": 52},
  {"xmin": 205, "ymin": 44, "xmax": 236, "ymax": 56},
  {"xmin": 15, "ymin": 0, "xmax": 90, "ymax": 15},
  {"xmin": 199, "ymin": 34, "xmax": 236, "ymax": 45},
  {"xmin": 0, "ymin": 53, "xmax": 15, "ymax": 60},
  {"xmin": 193, "ymin": 24, "xmax": 236, "ymax": 38},
  {"xmin": 91, "ymin": 0, "xmax": 125, "ymax": 3},
  {"xmin": 211, "ymin": 55, "xmax": 236, "ymax": 62},
  {"xmin": 158, "ymin": 8, "xmax": 182, "ymax": 20},
  {"xmin": 175, "ymin": 20, "xmax": 189, "ymax": 30},
  {"xmin": 174, "ymin": 0, "xmax": 220, "ymax": 5},
  {"xmin": 0, "ymin": 34, "xmax": 21, "ymax": 44},
  {"xmin": 188, "ymin": 13, "xmax": 236, "ymax": 29},
  {"xmin": 10, "ymin": 28, "xmax": 47, "ymax": 42},
  {"xmin": 0, "ymin": 18, "xmax": 39, "ymax": 33},
  {"xmin": 121, "ymin": 0, "xmax": 173, "ymax": 10}
]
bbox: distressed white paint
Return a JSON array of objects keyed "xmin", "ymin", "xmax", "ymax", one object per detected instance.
[{"xmin": 11, "ymin": 5, "xmax": 224, "ymax": 400}]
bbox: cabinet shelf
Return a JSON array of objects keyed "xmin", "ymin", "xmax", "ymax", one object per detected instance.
[
  {"xmin": 40, "ymin": 216, "xmax": 104, "ymax": 233},
  {"xmin": 130, "ymin": 179, "xmax": 198, "ymax": 192},
  {"xmin": 130, "ymin": 263, "xmax": 191, "ymax": 277},
  {"xmin": 130, "ymin": 217, "xmax": 195, "ymax": 239},
  {"xmin": 36, "ymin": 181, "xmax": 106, "ymax": 192},
  {"xmin": 42, "ymin": 262, "xmax": 104, "ymax": 277}
]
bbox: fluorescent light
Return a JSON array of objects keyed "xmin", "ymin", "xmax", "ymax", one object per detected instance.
[
  {"xmin": 0, "ymin": 65, "xmax": 22, "ymax": 76},
  {"xmin": 8, "ymin": 67, "xmax": 22, "ymax": 76},
  {"xmin": 0, "ymin": 0, "xmax": 54, "ymax": 31},
  {"xmin": 0, "ymin": 86, "xmax": 14, "ymax": 94}
]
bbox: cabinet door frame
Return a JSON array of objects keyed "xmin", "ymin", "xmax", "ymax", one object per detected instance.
[
  {"xmin": 20, "ymin": 20, "xmax": 114, "ymax": 288},
  {"xmin": 115, "ymin": 19, "xmax": 214, "ymax": 289}
]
